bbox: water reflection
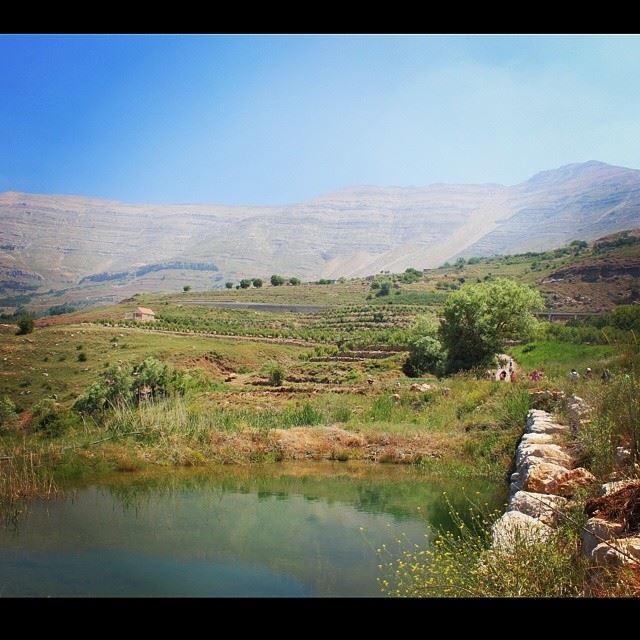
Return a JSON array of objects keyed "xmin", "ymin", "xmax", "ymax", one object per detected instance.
[{"xmin": 0, "ymin": 462, "xmax": 506, "ymax": 597}]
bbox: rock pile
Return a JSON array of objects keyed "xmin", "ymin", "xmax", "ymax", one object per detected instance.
[{"xmin": 492, "ymin": 408, "xmax": 595, "ymax": 551}]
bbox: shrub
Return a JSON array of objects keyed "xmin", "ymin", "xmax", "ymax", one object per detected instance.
[
  {"xmin": 264, "ymin": 362, "xmax": 286, "ymax": 386},
  {"xmin": 270, "ymin": 274, "xmax": 286, "ymax": 286},
  {"xmin": 16, "ymin": 317, "xmax": 34, "ymax": 335},
  {"xmin": 252, "ymin": 278, "xmax": 263, "ymax": 288},
  {"xmin": 225, "ymin": 282, "xmax": 234, "ymax": 289},
  {"xmin": 77, "ymin": 352, "xmax": 87, "ymax": 362},
  {"xmin": 183, "ymin": 285, "xmax": 191, "ymax": 292},
  {"xmin": 403, "ymin": 335, "xmax": 444, "ymax": 377},
  {"xmin": 239, "ymin": 279, "xmax": 252, "ymax": 289},
  {"xmin": 0, "ymin": 396, "xmax": 18, "ymax": 432}
]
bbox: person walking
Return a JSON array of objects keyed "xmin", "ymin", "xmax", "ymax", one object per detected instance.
[{"xmin": 530, "ymin": 369, "xmax": 543, "ymax": 382}]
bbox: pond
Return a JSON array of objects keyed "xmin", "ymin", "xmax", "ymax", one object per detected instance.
[{"xmin": 0, "ymin": 462, "xmax": 506, "ymax": 597}]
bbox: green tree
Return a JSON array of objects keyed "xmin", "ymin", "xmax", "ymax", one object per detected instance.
[
  {"xmin": 376, "ymin": 281, "xmax": 392, "ymax": 297},
  {"xmin": 183, "ymin": 285, "xmax": 191, "ymax": 292},
  {"xmin": 289, "ymin": 277, "xmax": 301, "ymax": 286},
  {"xmin": 252, "ymin": 278, "xmax": 263, "ymax": 288},
  {"xmin": 439, "ymin": 278, "xmax": 543, "ymax": 372},
  {"xmin": 239, "ymin": 279, "xmax": 252, "ymax": 289},
  {"xmin": 16, "ymin": 316, "xmax": 34, "ymax": 335},
  {"xmin": 225, "ymin": 282, "xmax": 234, "ymax": 289},
  {"xmin": 270, "ymin": 274, "xmax": 286, "ymax": 286}
]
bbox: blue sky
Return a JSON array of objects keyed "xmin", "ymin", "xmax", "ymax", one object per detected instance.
[{"xmin": 1, "ymin": 34, "xmax": 640, "ymax": 205}]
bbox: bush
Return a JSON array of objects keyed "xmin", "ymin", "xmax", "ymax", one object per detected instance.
[
  {"xmin": 289, "ymin": 277, "xmax": 301, "ymax": 286},
  {"xmin": 252, "ymin": 278, "xmax": 263, "ymax": 288},
  {"xmin": 403, "ymin": 336, "xmax": 444, "ymax": 377},
  {"xmin": 375, "ymin": 281, "xmax": 392, "ymax": 297},
  {"xmin": 77, "ymin": 352, "xmax": 87, "ymax": 362},
  {"xmin": 239, "ymin": 279, "xmax": 252, "ymax": 289},
  {"xmin": 225, "ymin": 282, "xmax": 234, "ymax": 289},
  {"xmin": 16, "ymin": 317, "xmax": 34, "ymax": 335},
  {"xmin": 183, "ymin": 285, "xmax": 191, "ymax": 292},
  {"xmin": 0, "ymin": 396, "xmax": 18, "ymax": 432},
  {"xmin": 264, "ymin": 362, "xmax": 286, "ymax": 386},
  {"xmin": 270, "ymin": 275, "xmax": 286, "ymax": 286}
]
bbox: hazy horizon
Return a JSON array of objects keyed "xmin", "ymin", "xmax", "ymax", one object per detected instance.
[{"xmin": 2, "ymin": 34, "xmax": 640, "ymax": 205}]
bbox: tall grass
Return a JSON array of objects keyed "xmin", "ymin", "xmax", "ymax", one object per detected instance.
[
  {"xmin": 0, "ymin": 446, "xmax": 57, "ymax": 523},
  {"xmin": 380, "ymin": 499, "xmax": 586, "ymax": 597}
]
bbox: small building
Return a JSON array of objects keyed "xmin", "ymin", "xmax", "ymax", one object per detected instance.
[{"xmin": 125, "ymin": 307, "xmax": 156, "ymax": 322}]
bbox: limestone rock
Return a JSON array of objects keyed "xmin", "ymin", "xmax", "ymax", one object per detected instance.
[
  {"xmin": 520, "ymin": 432, "xmax": 557, "ymax": 445},
  {"xmin": 508, "ymin": 491, "xmax": 568, "ymax": 526},
  {"xmin": 591, "ymin": 537, "xmax": 640, "ymax": 566},
  {"xmin": 522, "ymin": 461, "xmax": 571, "ymax": 494},
  {"xmin": 515, "ymin": 443, "xmax": 575, "ymax": 469},
  {"xmin": 582, "ymin": 518, "xmax": 625, "ymax": 558},
  {"xmin": 491, "ymin": 511, "xmax": 554, "ymax": 551},
  {"xmin": 601, "ymin": 479, "xmax": 640, "ymax": 496},
  {"xmin": 550, "ymin": 467, "xmax": 596, "ymax": 497}
]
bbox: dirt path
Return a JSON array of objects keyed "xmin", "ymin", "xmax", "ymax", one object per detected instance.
[{"xmin": 490, "ymin": 353, "xmax": 519, "ymax": 382}]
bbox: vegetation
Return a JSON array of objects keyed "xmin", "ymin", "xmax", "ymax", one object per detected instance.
[
  {"xmin": 240, "ymin": 279, "xmax": 252, "ymax": 289},
  {"xmin": 252, "ymin": 278, "xmax": 263, "ymax": 288},
  {"xmin": 225, "ymin": 282, "xmax": 234, "ymax": 289},
  {"xmin": 270, "ymin": 274, "xmax": 286, "ymax": 286},
  {"xmin": 16, "ymin": 316, "xmax": 35, "ymax": 335},
  {"xmin": 439, "ymin": 279, "xmax": 543, "ymax": 372}
]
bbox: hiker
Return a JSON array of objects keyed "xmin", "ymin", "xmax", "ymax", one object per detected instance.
[
  {"xmin": 569, "ymin": 368, "xmax": 580, "ymax": 381},
  {"xmin": 529, "ymin": 369, "xmax": 543, "ymax": 382},
  {"xmin": 585, "ymin": 367, "xmax": 593, "ymax": 379},
  {"xmin": 499, "ymin": 370, "xmax": 507, "ymax": 381},
  {"xmin": 601, "ymin": 369, "xmax": 612, "ymax": 383}
]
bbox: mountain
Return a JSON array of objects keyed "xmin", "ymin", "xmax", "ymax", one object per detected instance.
[{"xmin": 1, "ymin": 160, "xmax": 639, "ymax": 311}]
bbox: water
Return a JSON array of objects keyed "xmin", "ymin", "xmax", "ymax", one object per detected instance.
[{"xmin": 0, "ymin": 462, "xmax": 505, "ymax": 597}]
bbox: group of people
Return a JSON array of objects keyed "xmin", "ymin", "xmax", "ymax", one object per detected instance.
[
  {"xmin": 491, "ymin": 357, "xmax": 613, "ymax": 385},
  {"xmin": 569, "ymin": 367, "xmax": 612, "ymax": 382}
]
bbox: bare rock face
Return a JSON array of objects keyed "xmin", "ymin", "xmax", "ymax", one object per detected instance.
[
  {"xmin": 508, "ymin": 491, "xmax": 568, "ymax": 526},
  {"xmin": 491, "ymin": 511, "xmax": 554, "ymax": 551},
  {"xmin": 515, "ymin": 443, "xmax": 575, "ymax": 469},
  {"xmin": 582, "ymin": 518, "xmax": 626, "ymax": 558},
  {"xmin": 591, "ymin": 537, "xmax": 640, "ymax": 566}
]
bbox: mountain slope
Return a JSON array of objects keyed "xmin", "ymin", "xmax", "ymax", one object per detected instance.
[{"xmin": 1, "ymin": 160, "xmax": 640, "ymax": 310}]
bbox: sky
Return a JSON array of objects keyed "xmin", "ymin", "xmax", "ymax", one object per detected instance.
[{"xmin": 1, "ymin": 34, "xmax": 640, "ymax": 205}]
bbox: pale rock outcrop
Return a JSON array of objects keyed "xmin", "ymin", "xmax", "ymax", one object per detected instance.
[
  {"xmin": 491, "ymin": 511, "xmax": 554, "ymax": 551},
  {"xmin": 591, "ymin": 537, "xmax": 640, "ymax": 566},
  {"xmin": 508, "ymin": 491, "xmax": 568, "ymax": 527},
  {"xmin": 582, "ymin": 518, "xmax": 626, "ymax": 558},
  {"xmin": 515, "ymin": 443, "xmax": 575, "ymax": 469},
  {"xmin": 520, "ymin": 432, "xmax": 557, "ymax": 445}
]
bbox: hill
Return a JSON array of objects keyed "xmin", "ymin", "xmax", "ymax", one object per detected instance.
[{"xmin": 1, "ymin": 160, "xmax": 640, "ymax": 312}]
